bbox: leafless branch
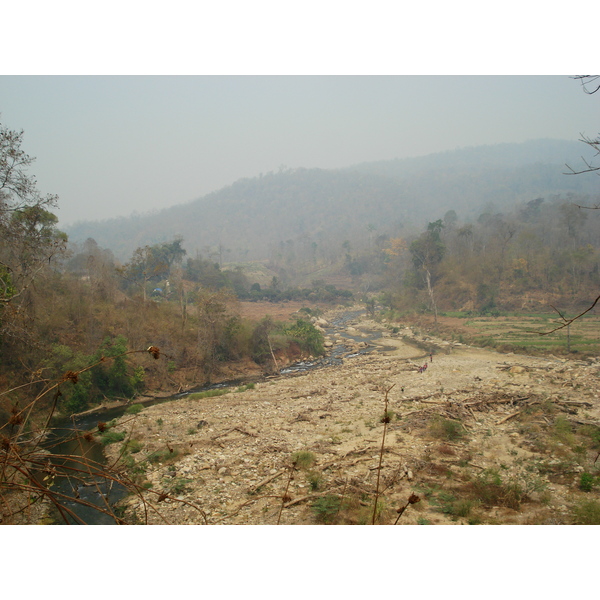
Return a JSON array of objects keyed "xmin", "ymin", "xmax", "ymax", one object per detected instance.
[
  {"xmin": 534, "ymin": 294, "xmax": 600, "ymax": 335},
  {"xmin": 572, "ymin": 75, "xmax": 600, "ymax": 95}
]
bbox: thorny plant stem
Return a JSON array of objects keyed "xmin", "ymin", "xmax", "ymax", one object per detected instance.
[
  {"xmin": 0, "ymin": 345, "xmax": 199, "ymax": 524},
  {"xmin": 277, "ymin": 462, "xmax": 296, "ymax": 525},
  {"xmin": 394, "ymin": 493, "xmax": 421, "ymax": 525},
  {"xmin": 372, "ymin": 384, "xmax": 395, "ymax": 525}
]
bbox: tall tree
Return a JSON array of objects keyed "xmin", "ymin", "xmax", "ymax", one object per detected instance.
[
  {"xmin": 409, "ymin": 220, "xmax": 445, "ymax": 323},
  {"xmin": 0, "ymin": 120, "xmax": 65, "ymax": 345}
]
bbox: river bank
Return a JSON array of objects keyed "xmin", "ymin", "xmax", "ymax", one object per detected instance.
[{"xmin": 104, "ymin": 308, "xmax": 600, "ymax": 525}]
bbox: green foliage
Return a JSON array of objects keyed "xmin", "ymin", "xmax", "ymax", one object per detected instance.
[
  {"xmin": 167, "ymin": 477, "xmax": 193, "ymax": 495},
  {"xmin": 311, "ymin": 494, "xmax": 341, "ymax": 524},
  {"xmin": 125, "ymin": 403, "xmax": 144, "ymax": 415},
  {"xmin": 250, "ymin": 316, "xmax": 276, "ymax": 364},
  {"xmin": 468, "ymin": 469, "xmax": 526, "ymax": 510},
  {"xmin": 553, "ymin": 416, "xmax": 575, "ymax": 446},
  {"xmin": 291, "ymin": 451, "xmax": 316, "ymax": 470},
  {"xmin": 282, "ymin": 319, "xmax": 325, "ymax": 356},
  {"xmin": 235, "ymin": 383, "xmax": 255, "ymax": 393},
  {"xmin": 120, "ymin": 239, "xmax": 186, "ymax": 293},
  {"xmin": 123, "ymin": 439, "xmax": 144, "ymax": 454},
  {"xmin": 47, "ymin": 335, "xmax": 146, "ymax": 415},
  {"xmin": 307, "ymin": 471, "xmax": 323, "ymax": 491},
  {"xmin": 147, "ymin": 448, "xmax": 178, "ymax": 464},
  {"xmin": 429, "ymin": 417, "xmax": 464, "ymax": 441},
  {"xmin": 571, "ymin": 499, "xmax": 600, "ymax": 524},
  {"xmin": 185, "ymin": 256, "xmax": 227, "ymax": 288},
  {"xmin": 187, "ymin": 388, "xmax": 228, "ymax": 400},
  {"xmin": 0, "ymin": 267, "xmax": 16, "ymax": 301},
  {"xmin": 100, "ymin": 430, "xmax": 126, "ymax": 445},
  {"xmin": 579, "ymin": 472, "xmax": 596, "ymax": 492},
  {"xmin": 430, "ymin": 491, "xmax": 475, "ymax": 518}
]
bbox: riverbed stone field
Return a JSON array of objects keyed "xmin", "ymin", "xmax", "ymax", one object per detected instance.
[{"xmin": 104, "ymin": 307, "xmax": 600, "ymax": 525}]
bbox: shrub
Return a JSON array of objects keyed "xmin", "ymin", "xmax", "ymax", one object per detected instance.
[
  {"xmin": 100, "ymin": 430, "xmax": 126, "ymax": 445},
  {"xmin": 282, "ymin": 319, "xmax": 325, "ymax": 356},
  {"xmin": 123, "ymin": 439, "xmax": 144, "ymax": 453},
  {"xmin": 579, "ymin": 472, "xmax": 595, "ymax": 492},
  {"xmin": 125, "ymin": 403, "xmax": 144, "ymax": 414},
  {"xmin": 147, "ymin": 448, "xmax": 179, "ymax": 463},
  {"xmin": 572, "ymin": 499, "xmax": 600, "ymax": 524},
  {"xmin": 168, "ymin": 477, "xmax": 192, "ymax": 495},
  {"xmin": 307, "ymin": 471, "xmax": 323, "ymax": 491},
  {"xmin": 291, "ymin": 451, "xmax": 316, "ymax": 470},
  {"xmin": 468, "ymin": 469, "xmax": 527, "ymax": 510},
  {"xmin": 430, "ymin": 416, "xmax": 464, "ymax": 441},
  {"xmin": 312, "ymin": 495, "xmax": 341, "ymax": 524}
]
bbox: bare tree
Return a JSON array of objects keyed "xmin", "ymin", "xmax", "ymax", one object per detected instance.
[
  {"xmin": 539, "ymin": 77, "xmax": 600, "ymax": 335},
  {"xmin": 564, "ymin": 76, "xmax": 600, "ymax": 178}
]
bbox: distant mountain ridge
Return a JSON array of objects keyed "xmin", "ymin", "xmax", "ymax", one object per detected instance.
[{"xmin": 65, "ymin": 139, "xmax": 599, "ymax": 262}]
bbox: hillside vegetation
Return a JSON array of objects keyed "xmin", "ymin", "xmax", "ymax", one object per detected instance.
[{"xmin": 66, "ymin": 139, "xmax": 597, "ymax": 265}]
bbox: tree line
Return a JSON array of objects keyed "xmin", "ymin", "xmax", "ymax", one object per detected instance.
[{"xmin": 0, "ymin": 120, "xmax": 336, "ymax": 423}]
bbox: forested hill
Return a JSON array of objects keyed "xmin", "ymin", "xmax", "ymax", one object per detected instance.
[{"xmin": 65, "ymin": 139, "xmax": 598, "ymax": 262}]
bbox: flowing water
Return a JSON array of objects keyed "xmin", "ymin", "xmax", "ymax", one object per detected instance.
[{"xmin": 44, "ymin": 309, "xmax": 382, "ymax": 524}]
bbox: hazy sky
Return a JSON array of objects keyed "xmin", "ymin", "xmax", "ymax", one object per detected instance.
[{"xmin": 0, "ymin": 75, "xmax": 597, "ymax": 226}]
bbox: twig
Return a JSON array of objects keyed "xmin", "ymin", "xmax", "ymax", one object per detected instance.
[
  {"xmin": 372, "ymin": 384, "xmax": 395, "ymax": 525},
  {"xmin": 211, "ymin": 427, "xmax": 257, "ymax": 440},
  {"xmin": 496, "ymin": 410, "xmax": 522, "ymax": 425},
  {"xmin": 277, "ymin": 462, "xmax": 296, "ymax": 524},
  {"xmin": 249, "ymin": 468, "xmax": 286, "ymax": 494},
  {"xmin": 393, "ymin": 493, "xmax": 421, "ymax": 525},
  {"xmin": 533, "ymin": 295, "xmax": 600, "ymax": 335}
]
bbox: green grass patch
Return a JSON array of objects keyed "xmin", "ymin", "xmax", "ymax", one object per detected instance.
[
  {"xmin": 235, "ymin": 383, "xmax": 255, "ymax": 393},
  {"xmin": 100, "ymin": 430, "xmax": 126, "ymax": 445},
  {"xmin": 572, "ymin": 499, "xmax": 600, "ymax": 524},
  {"xmin": 291, "ymin": 451, "xmax": 316, "ymax": 469},
  {"xmin": 187, "ymin": 388, "xmax": 229, "ymax": 400}
]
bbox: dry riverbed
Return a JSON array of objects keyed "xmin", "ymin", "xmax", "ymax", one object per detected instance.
[{"xmin": 105, "ymin": 309, "xmax": 600, "ymax": 525}]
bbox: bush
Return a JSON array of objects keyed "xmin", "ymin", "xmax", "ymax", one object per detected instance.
[
  {"xmin": 123, "ymin": 439, "xmax": 144, "ymax": 454},
  {"xmin": 282, "ymin": 319, "xmax": 325, "ymax": 357},
  {"xmin": 468, "ymin": 469, "xmax": 527, "ymax": 510},
  {"xmin": 312, "ymin": 495, "xmax": 341, "ymax": 524},
  {"xmin": 572, "ymin": 499, "xmax": 600, "ymax": 524},
  {"xmin": 125, "ymin": 403, "xmax": 144, "ymax": 414},
  {"xmin": 430, "ymin": 417, "xmax": 464, "ymax": 441},
  {"xmin": 579, "ymin": 472, "xmax": 595, "ymax": 492},
  {"xmin": 100, "ymin": 430, "xmax": 126, "ymax": 445},
  {"xmin": 291, "ymin": 451, "xmax": 316, "ymax": 469}
]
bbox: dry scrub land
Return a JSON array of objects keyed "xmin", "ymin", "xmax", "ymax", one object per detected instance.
[{"xmin": 105, "ymin": 310, "xmax": 600, "ymax": 525}]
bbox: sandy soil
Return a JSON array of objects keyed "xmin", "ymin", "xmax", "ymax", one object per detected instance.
[{"xmin": 105, "ymin": 308, "xmax": 600, "ymax": 525}]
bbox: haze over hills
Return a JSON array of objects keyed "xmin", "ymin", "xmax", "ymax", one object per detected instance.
[{"xmin": 65, "ymin": 139, "xmax": 599, "ymax": 263}]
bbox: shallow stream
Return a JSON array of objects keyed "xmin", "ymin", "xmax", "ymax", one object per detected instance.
[{"xmin": 43, "ymin": 308, "xmax": 393, "ymax": 524}]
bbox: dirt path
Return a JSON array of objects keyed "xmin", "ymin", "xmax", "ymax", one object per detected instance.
[{"xmin": 105, "ymin": 310, "xmax": 600, "ymax": 525}]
